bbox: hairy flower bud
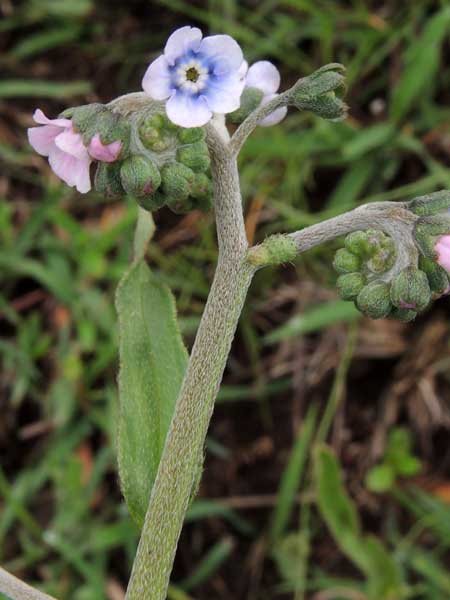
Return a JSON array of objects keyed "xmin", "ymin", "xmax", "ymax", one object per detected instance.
[
  {"xmin": 291, "ymin": 64, "xmax": 348, "ymax": 121},
  {"xmin": 161, "ymin": 163, "xmax": 195, "ymax": 213},
  {"xmin": 94, "ymin": 162, "xmax": 124, "ymax": 198},
  {"xmin": 120, "ymin": 155, "xmax": 161, "ymax": 198},
  {"xmin": 419, "ymin": 256, "xmax": 450, "ymax": 295},
  {"xmin": 390, "ymin": 267, "xmax": 431, "ymax": 313},
  {"xmin": 333, "ymin": 248, "xmax": 361, "ymax": 274},
  {"xmin": 336, "ymin": 272, "xmax": 365, "ymax": 300},
  {"xmin": 414, "ymin": 215, "xmax": 450, "ymax": 259},
  {"xmin": 356, "ymin": 281, "xmax": 392, "ymax": 320},
  {"xmin": 228, "ymin": 87, "xmax": 264, "ymax": 124},
  {"xmin": 177, "ymin": 141, "xmax": 210, "ymax": 172},
  {"xmin": 389, "ymin": 307, "xmax": 417, "ymax": 323}
]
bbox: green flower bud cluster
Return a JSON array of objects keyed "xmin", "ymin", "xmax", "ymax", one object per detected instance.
[
  {"xmin": 95, "ymin": 112, "xmax": 213, "ymax": 214},
  {"xmin": 61, "ymin": 103, "xmax": 130, "ymax": 155},
  {"xmin": 334, "ymin": 229, "xmax": 432, "ymax": 321},
  {"xmin": 291, "ymin": 63, "xmax": 348, "ymax": 121}
]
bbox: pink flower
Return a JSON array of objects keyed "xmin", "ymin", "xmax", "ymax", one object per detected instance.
[
  {"xmin": 28, "ymin": 109, "xmax": 92, "ymax": 193},
  {"xmin": 435, "ymin": 235, "xmax": 450, "ymax": 272},
  {"xmin": 88, "ymin": 134, "xmax": 122, "ymax": 163}
]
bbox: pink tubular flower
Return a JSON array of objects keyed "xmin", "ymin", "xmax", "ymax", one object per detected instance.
[
  {"xmin": 88, "ymin": 134, "xmax": 122, "ymax": 163},
  {"xmin": 435, "ymin": 235, "xmax": 450, "ymax": 272},
  {"xmin": 28, "ymin": 109, "xmax": 92, "ymax": 193}
]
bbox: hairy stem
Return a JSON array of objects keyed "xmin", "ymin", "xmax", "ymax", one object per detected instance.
[
  {"xmin": 125, "ymin": 124, "xmax": 254, "ymax": 599},
  {"xmin": 0, "ymin": 567, "xmax": 57, "ymax": 600}
]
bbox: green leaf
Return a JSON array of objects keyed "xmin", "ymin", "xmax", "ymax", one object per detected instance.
[
  {"xmin": 116, "ymin": 259, "xmax": 188, "ymax": 526},
  {"xmin": 314, "ymin": 445, "xmax": 366, "ymax": 571},
  {"xmin": 0, "ymin": 79, "xmax": 91, "ymax": 98},
  {"xmin": 270, "ymin": 404, "xmax": 318, "ymax": 541},
  {"xmin": 390, "ymin": 8, "xmax": 450, "ymax": 121},
  {"xmin": 314, "ymin": 446, "xmax": 404, "ymax": 599}
]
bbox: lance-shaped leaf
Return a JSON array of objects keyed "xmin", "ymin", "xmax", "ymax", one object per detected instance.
[
  {"xmin": 116, "ymin": 259, "xmax": 188, "ymax": 526},
  {"xmin": 314, "ymin": 445, "xmax": 404, "ymax": 600}
]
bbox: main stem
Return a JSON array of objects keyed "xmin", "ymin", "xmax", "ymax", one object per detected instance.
[{"xmin": 125, "ymin": 125, "xmax": 254, "ymax": 599}]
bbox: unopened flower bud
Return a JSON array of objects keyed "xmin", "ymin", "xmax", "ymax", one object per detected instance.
[
  {"xmin": 161, "ymin": 163, "xmax": 195, "ymax": 213},
  {"xmin": 177, "ymin": 127, "xmax": 205, "ymax": 144},
  {"xmin": 390, "ymin": 307, "xmax": 417, "ymax": 323},
  {"xmin": 344, "ymin": 231, "xmax": 371, "ymax": 257},
  {"xmin": 414, "ymin": 215, "xmax": 450, "ymax": 258},
  {"xmin": 177, "ymin": 141, "xmax": 210, "ymax": 173},
  {"xmin": 190, "ymin": 173, "xmax": 213, "ymax": 212},
  {"xmin": 367, "ymin": 244, "xmax": 396, "ymax": 274},
  {"xmin": 390, "ymin": 267, "xmax": 431, "ymax": 313},
  {"xmin": 356, "ymin": 281, "xmax": 392, "ymax": 319},
  {"xmin": 291, "ymin": 64, "xmax": 347, "ymax": 121},
  {"xmin": 419, "ymin": 255, "xmax": 450, "ymax": 294},
  {"xmin": 336, "ymin": 272, "xmax": 365, "ymax": 300},
  {"xmin": 139, "ymin": 113, "xmax": 178, "ymax": 152},
  {"xmin": 229, "ymin": 87, "xmax": 264, "ymax": 124},
  {"xmin": 333, "ymin": 248, "xmax": 361, "ymax": 274},
  {"xmin": 94, "ymin": 162, "xmax": 124, "ymax": 198},
  {"xmin": 407, "ymin": 190, "xmax": 450, "ymax": 216},
  {"xmin": 120, "ymin": 155, "xmax": 161, "ymax": 198}
]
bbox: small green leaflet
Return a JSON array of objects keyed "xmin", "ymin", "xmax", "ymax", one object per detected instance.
[{"xmin": 116, "ymin": 259, "xmax": 188, "ymax": 526}]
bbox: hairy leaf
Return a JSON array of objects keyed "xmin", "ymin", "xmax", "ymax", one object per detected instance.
[{"xmin": 116, "ymin": 259, "xmax": 188, "ymax": 525}]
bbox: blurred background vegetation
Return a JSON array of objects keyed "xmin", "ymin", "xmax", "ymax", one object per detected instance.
[{"xmin": 2, "ymin": 1, "xmax": 450, "ymax": 598}]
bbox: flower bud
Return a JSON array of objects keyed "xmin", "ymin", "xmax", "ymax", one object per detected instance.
[
  {"xmin": 291, "ymin": 64, "xmax": 347, "ymax": 121},
  {"xmin": 344, "ymin": 231, "xmax": 371, "ymax": 257},
  {"xmin": 414, "ymin": 216, "xmax": 450, "ymax": 259},
  {"xmin": 161, "ymin": 163, "xmax": 195, "ymax": 213},
  {"xmin": 120, "ymin": 155, "xmax": 161, "ymax": 198},
  {"xmin": 390, "ymin": 307, "xmax": 417, "ymax": 323},
  {"xmin": 333, "ymin": 248, "xmax": 361, "ymax": 274},
  {"xmin": 139, "ymin": 113, "xmax": 178, "ymax": 152},
  {"xmin": 177, "ymin": 127, "xmax": 205, "ymax": 144},
  {"xmin": 94, "ymin": 162, "xmax": 124, "ymax": 198},
  {"xmin": 177, "ymin": 141, "xmax": 210, "ymax": 173},
  {"xmin": 228, "ymin": 87, "xmax": 264, "ymax": 124},
  {"xmin": 419, "ymin": 255, "xmax": 450, "ymax": 294},
  {"xmin": 407, "ymin": 190, "xmax": 450, "ymax": 216},
  {"xmin": 190, "ymin": 173, "xmax": 213, "ymax": 212},
  {"xmin": 336, "ymin": 272, "xmax": 365, "ymax": 300},
  {"xmin": 390, "ymin": 267, "xmax": 431, "ymax": 313},
  {"xmin": 137, "ymin": 191, "xmax": 167, "ymax": 213},
  {"xmin": 356, "ymin": 281, "xmax": 392, "ymax": 319},
  {"xmin": 367, "ymin": 244, "xmax": 396, "ymax": 274}
]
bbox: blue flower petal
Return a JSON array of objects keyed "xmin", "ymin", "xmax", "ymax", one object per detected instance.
[{"xmin": 166, "ymin": 91, "xmax": 212, "ymax": 127}]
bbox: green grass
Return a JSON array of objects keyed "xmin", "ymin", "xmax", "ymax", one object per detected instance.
[{"xmin": 2, "ymin": 0, "xmax": 450, "ymax": 598}]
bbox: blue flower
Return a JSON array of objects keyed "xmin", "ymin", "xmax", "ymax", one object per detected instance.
[{"xmin": 142, "ymin": 26, "xmax": 246, "ymax": 127}]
